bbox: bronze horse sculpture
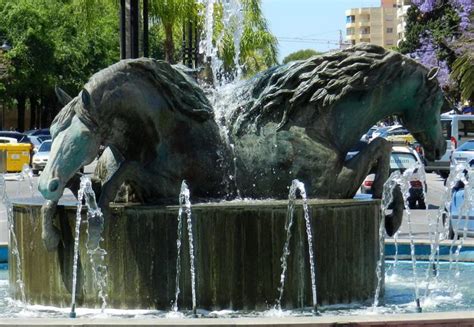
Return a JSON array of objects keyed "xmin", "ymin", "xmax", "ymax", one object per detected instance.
[{"xmin": 38, "ymin": 44, "xmax": 447, "ymax": 251}]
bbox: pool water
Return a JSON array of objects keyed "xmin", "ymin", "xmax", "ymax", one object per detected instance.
[{"xmin": 1, "ymin": 261, "xmax": 474, "ymax": 319}]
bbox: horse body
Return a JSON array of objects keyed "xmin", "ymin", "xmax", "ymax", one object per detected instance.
[
  {"xmin": 38, "ymin": 44, "xmax": 447, "ymax": 250},
  {"xmin": 39, "ymin": 60, "xmax": 229, "ymax": 207},
  {"xmin": 226, "ymin": 44, "xmax": 446, "ymax": 200}
]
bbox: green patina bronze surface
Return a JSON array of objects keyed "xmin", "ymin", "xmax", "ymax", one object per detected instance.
[
  {"xmin": 36, "ymin": 44, "xmax": 447, "ymax": 249},
  {"xmin": 10, "ymin": 199, "xmax": 381, "ymax": 309}
]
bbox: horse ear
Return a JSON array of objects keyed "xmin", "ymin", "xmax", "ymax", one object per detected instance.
[
  {"xmin": 81, "ymin": 88, "xmax": 93, "ymax": 110},
  {"xmin": 427, "ymin": 67, "xmax": 439, "ymax": 80},
  {"xmin": 55, "ymin": 86, "xmax": 73, "ymax": 106}
]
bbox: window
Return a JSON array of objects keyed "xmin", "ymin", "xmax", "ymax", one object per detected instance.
[
  {"xmin": 386, "ymin": 14, "xmax": 394, "ymax": 21},
  {"xmin": 346, "ymin": 15, "xmax": 355, "ymax": 23},
  {"xmin": 386, "ymin": 27, "xmax": 393, "ymax": 33},
  {"xmin": 386, "ymin": 39, "xmax": 394, "ymax": 45},
  {"xmin": 360, "ymin": 27, "xmax": 370, "ymax": 35},
  {"xmin": 346, "ymin": 27, "xmax": 355, "ymax": 35}
]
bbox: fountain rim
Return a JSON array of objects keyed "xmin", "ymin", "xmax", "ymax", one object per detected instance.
[
  {"xmin": 10, "ymin": 197, "xmax": 381, "ymax": 212},
  {"xmin": 0, "ymin": 310, "xmax": 474, "ymax": 326}
]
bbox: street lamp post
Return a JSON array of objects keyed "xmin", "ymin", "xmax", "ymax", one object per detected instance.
[{"xmin": 0, "ymin": 40, "xmax": 11, "ymax": 130}]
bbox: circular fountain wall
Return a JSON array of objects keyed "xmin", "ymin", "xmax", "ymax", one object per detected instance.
[{"xmin": 9, "ymin": 198, "xmax": 381, "ymax": 310}]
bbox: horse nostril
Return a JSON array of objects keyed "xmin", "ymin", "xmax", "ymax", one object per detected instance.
[{"xmin": 48, "ymin": 179, "xmax": 60, "ymax": 193}]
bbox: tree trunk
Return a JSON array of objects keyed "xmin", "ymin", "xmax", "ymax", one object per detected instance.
[
  {"xmin": 17, "ymin": 95, "xmax": 26, "ymax": 132},
  {"xmin": 29, "ymin": 97, "xmax": 37, "ymax": 130},
  {"xmin": 164, "ymin": 23, "xmax": 175, "ymax": 64}
]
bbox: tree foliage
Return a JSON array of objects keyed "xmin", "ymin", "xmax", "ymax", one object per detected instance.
[
  {"xmin": 0, "ymin": 0, "xmax": 119, "ymax": 130},
  {"xmin": 283, "ymin": 49, "xmax": 321, "ymax": 64},
  {"xmin": 398, "ymin": 0, "xmax": 472, "ymax": 102}
]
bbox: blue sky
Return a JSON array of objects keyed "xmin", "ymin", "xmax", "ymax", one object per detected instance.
[{"xmin": 261, "ymin": 0, "xmax": 381, "ymax": 62}]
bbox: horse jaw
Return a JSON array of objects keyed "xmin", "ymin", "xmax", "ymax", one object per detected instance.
[
  {"xmin": 412, "ymin": 131, "xmax": 446, "ymax": 161},
  {"xmin": 38, "ymin": 116, "xmax": 100, "ymax": 202}
]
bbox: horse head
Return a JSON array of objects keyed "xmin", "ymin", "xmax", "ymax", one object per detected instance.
[
  {"xmin": 398, "ymin": 65, "xmax": 448, "ymax": 161},
  {"xmin": 38, "ymin": 89, "xmax": 101, "ymax": 201}
]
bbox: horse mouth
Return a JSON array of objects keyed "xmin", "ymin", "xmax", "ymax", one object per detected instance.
[{"xmin": 38, "ymin": 176, "xmax": 64, "ymax": 202}]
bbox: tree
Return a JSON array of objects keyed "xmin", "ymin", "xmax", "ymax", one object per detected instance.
[
  {"xmin": 149, "ymin": 0, "xmax": 197, "ymax": 64},
  {"xmin": 0, "ymin": 0, "xmax": 120, "ymax": 130},
  {"xmin": 398, "ymin": 0, "xmax": 472, "ymax": 103},
  {"xmin": 283, "ymin": 49, "xmax": 321, "ymax": 64},
  {"xmin": 451, "ymin": 53, "xmax": 474, "ymax": 101}
]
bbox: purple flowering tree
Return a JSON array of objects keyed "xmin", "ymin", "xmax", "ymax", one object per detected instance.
[{"xmin": 406, "ymin": 0, "xmax": 472, "ymax": 101}]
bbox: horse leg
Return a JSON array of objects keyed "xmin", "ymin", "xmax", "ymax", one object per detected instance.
[
  {"xmin": 88, "ymin": 160, "xmax": 145, "ymax": 249},
  {"xmin": 41, "ymin": 200, "xmax": 61, "ymax": 252},
  {"xmin": 333, "ymin": 138, "xmax": 392, "ymax": 198},
  {"xmin": 41, "ymin": 172, "xmax": 92, "ymax": 252},
  {"xmin": 333, "ymin": 138, "xmax": 404, "ymax": 235}
]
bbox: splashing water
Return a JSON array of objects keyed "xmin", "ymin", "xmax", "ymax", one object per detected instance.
[
  {"xmin": 447, "ymin": 164, "xmax": 474, "ymax": 296},
  {"xmin": 0, "ymin": 174, "xmax": 26, "ymax": 305},
  {"xmin": 18, "ymin": 165, "xmax": 35, "ymax": 198},
  {"xmin": 276, "ymin": 179, "xmax": 318, "ymax": 312},
  {"xmin": 82, "ymin": 176, "xmax": 108, "ymax": 312},
  {"xmin": 374, "ymin": 163, "xmax": 426, "ymax": 311},
  {"xmin": 198, "ymin": 0, "xmax": 244, "ymax": 86},
  {"xmin": 70, "ymin": 176, "xmax": 108, "ymax": 315},
  {"xmin": 199, "ymin": 0, "xmax": 246, "ymax": 198},
  {"xmin": 172, "ymin": 181, "xmax": 197, "ymax": 314},
  {"xmin": 423, "ymin": 163, "xmax": 470, "ymax": 300}
]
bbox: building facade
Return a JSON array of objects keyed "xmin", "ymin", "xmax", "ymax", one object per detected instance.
[{"xmin": 345, "ymin": 0, "xmax": 411, "ymax": 48}]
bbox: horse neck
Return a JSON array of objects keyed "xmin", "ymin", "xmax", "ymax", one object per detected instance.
[{"xmin": 329, "ymin": 88, "xmax": 412, "ymax": 153}]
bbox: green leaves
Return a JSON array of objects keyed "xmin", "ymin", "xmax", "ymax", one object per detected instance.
[
  {"xmin": 451, "ymin": 54, "xmax": 474, "ymax": 100},
  {"xmin": 283, "ymin": 50, "xmax": 322, "ymax": 64}
]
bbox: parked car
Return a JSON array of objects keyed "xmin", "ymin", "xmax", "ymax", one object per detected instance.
[
  {"xmin": 24, "ymin": 128, "xmax": 50, "ymax": 137},
  {"xmin": 32, "ymin": 140, "xmax": 51, "ymax": 175},
  {"xmin": 371, "ymin": 125, "xmax": 400, "ymax": 140},
  {"xmin": 0, "ymin": 137, "xmax": 18, "ymax": 144},
  {"xmin": 425, "ymin": 113, "xmax": 474, "ymax": 178},
  {"xmin": 29, "ymin": 135, "xmax": 51, "ymax": 153},
  {"xmin": 0, "ymin": 131, "xmax": 31, "ymax": 144},
  {"xmin": 361, "ymin": 126, "xmax": 377, "ymax": 142},
  {"xmin": 361, "ymin": 146, "xmax": 426, "ymax": 209},
  {"xmin": 446, "ymin": 184, "xmax": 474, "ymax": 239},
  {"xmin": 451, "ymin": 140, "xmax": 474, "ymax": 166},
  {"xmin": 345, "ymin": 140, "xmax": 368, "ymax": 161}
]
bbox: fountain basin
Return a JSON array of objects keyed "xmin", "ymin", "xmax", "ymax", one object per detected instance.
[{"xmin": 9, "ymin": 198, "xmax": 381, "ymax": 310}]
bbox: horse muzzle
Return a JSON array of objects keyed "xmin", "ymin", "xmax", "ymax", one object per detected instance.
[
  {"xmin": 38, "ymin": 176, "xmax": 64, "ymax": 202},
  {"xmin": 425, "ymin": 139, "xmax": 447, "ymax": 162}
]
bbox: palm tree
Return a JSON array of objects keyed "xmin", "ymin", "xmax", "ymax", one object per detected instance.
[
  {"xmin": 149, "ymin": 0, "xmax": 196, "ymax": 63},
  {"xmin": 451, "ymin": 53, "xmax": 474, "ymax": 102},
  {"xmin": 218, "ymin": 0, "xmax": 278, "ymax": 77}
]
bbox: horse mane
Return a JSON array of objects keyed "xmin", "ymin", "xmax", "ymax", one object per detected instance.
[
  {"xmin": 85, "ymin": 58, "xmax": 214, "ymax": 123},
  {"xmin": 233, "ymin": 43, "xmax": 427, "ymax": 133}
]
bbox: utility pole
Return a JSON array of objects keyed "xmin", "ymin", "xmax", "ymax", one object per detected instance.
[{"xmin": 120, "ymin": 0, "xmax": 149, "ymax": 59}]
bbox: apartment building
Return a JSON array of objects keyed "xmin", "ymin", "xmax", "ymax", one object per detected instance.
[{"xmin": 345, "ymin": 0, "xmax": 411, "ymax": 48}]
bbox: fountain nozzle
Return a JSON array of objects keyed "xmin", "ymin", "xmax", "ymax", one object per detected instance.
[
  {"xmin": 313, "ymin": 305, "xmax": 321, "ymax": 316},
  {"xmin": 69, "ymin": 303, "xmax": 76, "ymax": 318},
  {"xmin": 416, "ymin": 298, "xmax": 422, "ymax": 313}
]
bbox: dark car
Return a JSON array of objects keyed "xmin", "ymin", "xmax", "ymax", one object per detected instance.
[
  {"xmin": 24, "ymin": 128, "xmax": 50, "ymax": 137},
  {"xmin": 0, "ymin": 131, "xmax": 30, "ymax": 143}
]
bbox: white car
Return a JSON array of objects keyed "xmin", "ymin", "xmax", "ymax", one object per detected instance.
[
  {"xmin": 451, "ymin": 140, "xmax": 474, "ymax": 167},
  {"xmin": 0, "ymin": 137, "xmax": 18, "ymax": 144},
  {"xmin": 425, "ymin": 113, "xmax": 474, "ymax": 178},
  {"xmin": 361, "ymin": 146, "xmax": 426, "ymax": 209},
  {"xmin": 32, "ymin": 140, "xmax": 51, "ymax": 175}
]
